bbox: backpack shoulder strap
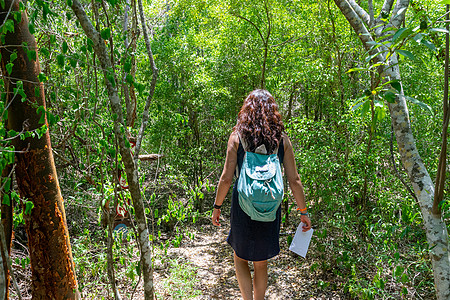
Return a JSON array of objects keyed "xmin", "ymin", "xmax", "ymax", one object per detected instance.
[
  {"xmin": 272, "ymin": 135, "xmax": 284, "ymax": 155},
  {"xmin": 235, "ymin": 133, "xmax": 244, "ymax": 178}
]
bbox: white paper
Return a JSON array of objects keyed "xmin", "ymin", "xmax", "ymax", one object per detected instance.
[{"xmin": 289, "ymin": 222, "xmax": 313, "ymax": 258}]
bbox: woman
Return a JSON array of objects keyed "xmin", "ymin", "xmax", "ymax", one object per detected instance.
[{"xmin": 211, "ymin": 89, "xmax": 312, "ymax": 300}]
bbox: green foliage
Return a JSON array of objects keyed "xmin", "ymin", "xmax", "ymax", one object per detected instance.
[
  {"xmin": 159, "ymin": 258, "xmax": 201, "ymax": 299},
  {"xmin": 0, "ymin": 0, "xmax": 448, "ymax": 298}
]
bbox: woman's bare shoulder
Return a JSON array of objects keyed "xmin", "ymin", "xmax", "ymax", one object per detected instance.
[{"xmin": 228, "ymin": 131, "xmax": 240, "ymax": 150}]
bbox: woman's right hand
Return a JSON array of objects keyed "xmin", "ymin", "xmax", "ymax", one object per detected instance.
[{"xmin": 212, "ymin": 208, "xmax": 221, "ymax": 226}]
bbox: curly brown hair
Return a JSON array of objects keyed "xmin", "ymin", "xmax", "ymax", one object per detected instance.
[{"xmin": 234, "ymin": 89, "xmax": 284, "ymax": 154}]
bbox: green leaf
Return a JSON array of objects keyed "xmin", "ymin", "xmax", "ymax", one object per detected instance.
[
  {"xmin": 413, "ymin": 33, "xmax": 423, "ymax": 43},
  {"xmin": 69, "ymin": 58, "xmax": 77, "ymax": 68},
  {"xmin": 27, "ymin": 50, "xmax": 37, "ymax": 61},
  {"xmin": 40, "ymin": 47, "xmax": 50, "ymax": 57},
  {"xmin": 405, "ymin": 95, "xmax": 433, "ymax": 113},
  {"xmin": 375, "ymin": 106, "xmax": 386, "ymax": 121},
  {"xmin": 346, "ymin": 67, "xmax": 367, "ymax": 73},
  {"xmin": 24, "ymin": 201, "xmax": 34, "ymax": 215},
  {"xmin": 36, "ymin": 105, "xmax": 46, "ymax": 123},
  {"xmin": 361, "ymin": 100, "xmax": 370, "ymax": 117},
  {"xmin": 34, "ymin": 86, "xmax": 40, "ymax": 98},
  {"xmin": 38, "ymin": 73, "xmax": 48, "ymax": 82},
  {"xmin": 440, "ymin": 0, "xmax": 450, "ymax": 4},
  {"xmin": 135, "ymin": 261, "xmax": 140, "ymax": 275},
  {"xmin": 0, "ymin": 0, "xmax": 5, "ymax": 10},
  {"xmin": 67, "ymin": 0, "xmax": 73, "ymax": 6},
  {"xmin": 38, "ymin": 114, "xmax": 46, "ymax": 125},
  {"xmin": 13, "ymin": 11, "xmax": 21, "ymax": 23},
  {"xmin": 42, "ymin": 3, "xmax": 51, "ymax": 20},
  {"xmin": 11, "ymin": 191, "xmax": 19, "ymax": 202},
  {"xmin": 374, "ymin": 100, "xmax": 384, "ymax": 108},
  {"xmin": 390, "ymin": 81, "xmax": 402, "ymax": 93},
  {"xmin": 382, "ymin": 91, "xmax": 396, "ymax": 103},
  {"xmin": 2, "ymin": 194, "xmax": 10, "ymax": 206},
  {"xmin": 101, "ymin": 28, "xmax": 111, "ymax": 40},
  {"xmin": 392, "ymin": 28, "xmax": 412, "ymax": 44},
  {"xmin": 421, "ymin": 39, "xmax": 436, "ymax": 52},
  {"xmin": 366, "ymin": 41, "xmax": 381, "ymax": 46},
  {"xmin": 124, "ymin": 61, "xmax": 132, "ymax": 73},
  {"xmin": 365, "ymin": 50, "xmax": 388, "ymax": 62},
  {"xmin": 430, "ymin": 28, "xmax": 449, "ymax": 34},
  {"xmin": 287, "ymin": 235, "xmax": 293, "ymax": 246},
  {"xmin": 10, "ymin": 51, "xmax": 17, "ymax": 62},
  {"xmin": 394, "ymin": 266, "xmax": 404, "ymax": 277},
  {"xmin": 396, "ymin": 49, "xmax": 415, "ymax": 60},
  {"xmin": 351, "ymin": 97, "xmax": 366, "ymax": 111},
  {"xmin": 106, "ymin": 74, "xmax": 116, "ymax": 87},
  {"xmin": 47, "ymin": 112, "xmax": 57, "ymax": 126},
  {"xmin": 6, "ymin": 63, "xmax": 13, "ymax": 74},
  {"xmin": 7, "ymin": 130, "xmax": 18, "ymax": 137},
  {"xmin": 126, "ymin": 74, "xmax": 134, "ymax": 84},
  {"xmin": 4, "ymin": 19, "xmax": 15, "ymax": 34},
  {"xmin": 134, "ymin": 82, "xmax": 145, "ymax": 94},
  {"xmin": 3, "ymin": 177, "xmax": 10, "ymax": 192},
  {"xmin": 62, "ymin": 41, "xmax": 68, "ymax": 54},
  {"xmin": 28, "ymin": 23, "xmax": 35, "ymax": 34}
]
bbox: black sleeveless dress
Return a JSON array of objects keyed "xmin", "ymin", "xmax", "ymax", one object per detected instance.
[{"xmin": 227, "ymin": 139, "xmax": 284, "ymax": 261}]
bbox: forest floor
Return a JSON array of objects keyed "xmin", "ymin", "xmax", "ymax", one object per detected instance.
[
  {"xmin": 7, "ymin": 200, "xmax": 435, "ymax": 300},
  {"xmin": 151, "ymin": 215, "xmax": 342, "ymax": 300},
  {"xmin": 8, "ymin": 211, "xmax": 343, "ymax": 300}
]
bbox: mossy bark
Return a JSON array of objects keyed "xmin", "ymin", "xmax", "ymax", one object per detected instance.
[{"xmin": 0, "ymin": 1, "xmax": 80, "ymax": 298}]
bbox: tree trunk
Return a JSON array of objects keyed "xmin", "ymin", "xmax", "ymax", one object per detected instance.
[
  {"xmin": 70, "ymin": 1, "xmax": 155, "ymax": 299},
  {"xmin": 0, "ymin": 165, "xmax": 13, "ymax": 299},
  {"xmin": 0, "ymin": 1, "xmax": 80, "ymax": 299},
  {"xmin": 333, "ymin": 0, "xmax": 450, "ymax": 299}
]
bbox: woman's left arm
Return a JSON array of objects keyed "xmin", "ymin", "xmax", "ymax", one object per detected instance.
[
  {"xmin": 283, "ymin": 134, "xmax": 312, "ymax": 231},
  {"xmin": 211, "ymin": 132, "xmax": 238, "ymax": 226}
]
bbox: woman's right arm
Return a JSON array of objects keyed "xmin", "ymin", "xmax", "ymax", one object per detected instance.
[
  {"xmin": 211, "ymin": 132, "xmax": 238, "ymax": 226},
  {"xmin": 283, "ymin": 134, "xmax": 311, "ymax": 231}
]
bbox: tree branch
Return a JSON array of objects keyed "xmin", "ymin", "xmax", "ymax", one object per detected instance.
[
  {"xmin": 347, "ymin": 0, "xmax": 370, "ymax": 26},
  {"xmin": 70, "ymin": 1, "xmax": 154, "ymax": 299},
  {"xmin": 333, "ymin": 0, "xmax": 378, "ymax": 55},
  {"xmin": 390, "ymin": 0, "xmax": 409, "ymax": 28},
  {"xmin": 231, "ymin": 12, "xmax": 266, "ymax": 45},
  {"xmin": 134, "ymin": 0, "xmax": 159, "ymax": 160},
  {"xmin": 368, "ymin": 0, "xmax": 374, "ymax": 27},
  {"xmin": 381, "ymin": 0, "xmax": 395, "ymax": 16}
]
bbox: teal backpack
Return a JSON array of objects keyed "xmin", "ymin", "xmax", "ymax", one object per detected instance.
[{"xmin": 237, "ymin": 137, "xmax": 284, "ymax": 222}]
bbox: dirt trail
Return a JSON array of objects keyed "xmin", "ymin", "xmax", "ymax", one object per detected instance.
[{"xmin": 155, "ymin": 214, "xmax": 340, "ymax": 300}]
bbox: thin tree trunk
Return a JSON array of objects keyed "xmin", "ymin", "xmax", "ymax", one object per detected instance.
[
  {"xmin": 70, "ymin": 1, "xmax": 155, "ymax": 299},
  {"xmin": 433, "ymin": 4, "xmax": 450, "ymax": 216},
  {"xmin": 134, "ymin": 0, "xmax": 159, "ymax": 159},
  {"xmin": 0, "ymin": 165, "xmax": 13, "ymax": 299},
  {"xmin": 0, "ymin": 1, "xmax": 80, "ymax": 298},
  {"xmin": 333, "ymin": 0, "xmax": 450, "ymax": 298}
]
